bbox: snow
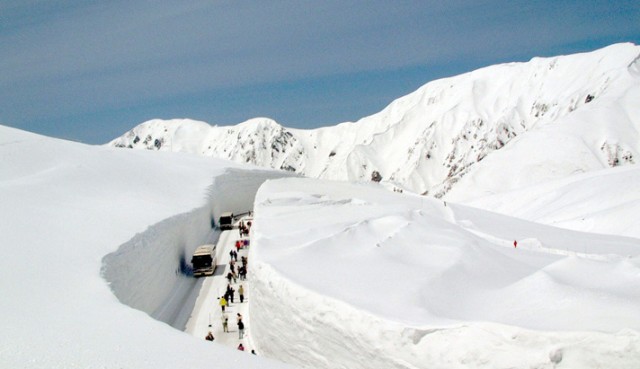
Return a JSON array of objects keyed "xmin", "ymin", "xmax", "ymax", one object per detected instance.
[
  {"xmin": 249, "ymin": 177, "xmax": 640, "ymax": 368},
  {"xmin": 110, "ymin": 43, "xmax": 640, "ymax": 199},
  {"xmin": 0, "ymin": 125, "xmax": 293, "ymax": 368},
  {"xmin": 2, "ymin": 118, "xmax": 640, "ymax": 368},
  {"xmin": 3, "ymin": 43, "xmax": 640, "ymax": 369},
  {"xmin": 465, "ymin": 165, "xmax": 640, "ymax": 238}
]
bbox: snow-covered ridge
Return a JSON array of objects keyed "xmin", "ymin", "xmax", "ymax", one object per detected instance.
[{"xmin": 110, "ymin": 43, "xmax": 640, "ymax": 199}]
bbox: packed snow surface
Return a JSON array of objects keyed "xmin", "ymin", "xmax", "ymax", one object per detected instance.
[{"xmin": 249, "ymin": 177, "xmax": 640, "ymax": 369}]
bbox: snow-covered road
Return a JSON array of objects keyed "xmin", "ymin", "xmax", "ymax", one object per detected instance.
[{"xmin": 186, "ymin": 217, "xmax": 257, "ymax": 353}]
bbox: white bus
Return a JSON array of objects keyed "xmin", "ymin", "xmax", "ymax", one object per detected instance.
[{"xmin": 191, "ymin": 244, "xmax": 217, "ymax": 277}]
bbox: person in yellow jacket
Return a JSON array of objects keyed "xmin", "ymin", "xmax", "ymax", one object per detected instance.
[{"xmin": 219, "ymin": 296, "xmax": 227, "ymax": 312}]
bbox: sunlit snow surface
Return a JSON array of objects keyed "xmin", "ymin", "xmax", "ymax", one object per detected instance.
[
  {"xmin": 2, "ymin": 122, "xmax": 640, "ymax": 369},
  {"xmin": 250, "ymin": 177, "xmax": 640, "ymax": 368},
  {"xmin": 0, "ymin": 125, "xmax": 292, "ymax": 369}
]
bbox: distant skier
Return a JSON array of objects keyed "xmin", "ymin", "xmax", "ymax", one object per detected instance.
[
  {"xmin": 239, "ymin": 285, "xmax": 245, "ymax": 303},
  {"xmin": 514, "ymin": 240, "xmax": 518, "ymax": 248}
]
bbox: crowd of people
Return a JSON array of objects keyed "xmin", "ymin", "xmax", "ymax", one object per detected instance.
[{"xmin": 208, "ymin": 217, "xmax": 257, "ymax": 355}]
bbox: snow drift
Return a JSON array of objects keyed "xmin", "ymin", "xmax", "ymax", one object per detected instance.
[{"xmin": 249, "ymin": 177, "xmax": 640, "ymax": 369}]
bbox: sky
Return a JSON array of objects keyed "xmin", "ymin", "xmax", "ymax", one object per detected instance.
[{"xmin": 1, "ymin": 1, "xmax": 639, "ymax": 144}]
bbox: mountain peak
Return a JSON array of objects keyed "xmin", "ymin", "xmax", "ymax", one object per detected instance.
[{"xmin": 110, "ymin": 43, "xmax": 640, "ymax": 200}]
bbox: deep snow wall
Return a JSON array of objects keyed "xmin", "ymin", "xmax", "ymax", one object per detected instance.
[
  {"xmin": 250, "ymin": 250, "xmax": 640, "ymax": 369},
  {"xmin": 102, "ymin": 168, "xmax": 295, "ymax": 329}
]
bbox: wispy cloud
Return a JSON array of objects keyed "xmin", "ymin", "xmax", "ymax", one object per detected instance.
[{"xmin": 1, "ymin": 1, "xmax": 638, "ymax": 142}]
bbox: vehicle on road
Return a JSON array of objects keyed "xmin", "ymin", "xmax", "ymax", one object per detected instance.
[
  {"xmin": 219, "ymin": 212, "xmax": 234, "ymax": 230},
  {"xmin": 191, "ymin": 244, "xmax": 217, "ymax": 277}
]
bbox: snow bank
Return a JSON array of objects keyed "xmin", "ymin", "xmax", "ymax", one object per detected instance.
[
  {"xmin": 0, "ymin": 125, "xmax": 293, "ymax": 369},
  {"xmin": 249, "ymin": 177, "xmax": 640, "ymax": 369},
  {"xmin": 102, "ymin": 168, "xmax": 293, "ymax": 329}
]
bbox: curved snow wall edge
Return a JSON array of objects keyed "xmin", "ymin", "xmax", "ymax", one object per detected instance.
[
  {"xmin": 249, "ymin": 255, "xmax": 640, "ymax": 369},
  {"xmin": 102, "ymin": 168, "xmax": 295, "ymax": 329}
]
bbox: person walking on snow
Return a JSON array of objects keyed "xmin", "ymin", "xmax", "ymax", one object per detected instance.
[
  {"xmin": 229, "ymin": 261, "xmax": 235, "ymax": 274},
  {"xmin": 219, "ymin": 296, "xmax": 227, "ymax": 312},
  {"xmin": 239, "ymin": 285, "xmax": 245, "ymax": 303},
  {"xmin": 221, "ymin": 313, "xmax": 229, "ymax": 332},
  {"xmin": 238, "ymin": 320, "xmax": 245, "ymax": 339}
]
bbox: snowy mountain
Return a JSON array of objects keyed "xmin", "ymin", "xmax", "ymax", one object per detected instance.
[
  {"xmin": 4, "ymin": 42, "xmax": 640, "ymax": 369},
  {"xmin": 4, "ymin": 124, "xmax": 639, "ymax": 369},
  {"xmin": 110, "ymin": 43, "xmax": 640, "ymax": 200}
]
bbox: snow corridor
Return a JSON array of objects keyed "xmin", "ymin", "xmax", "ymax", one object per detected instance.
[{"xmin": 101, "ymin": 168, "xmax": 287, "ymax": 334}]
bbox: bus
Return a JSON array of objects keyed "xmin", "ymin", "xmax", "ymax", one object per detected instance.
[
  {"xmin": 191, "ymin": 244, "xmax": 217, "ymax": 277},
  {"xmin": 219, "ymin": 212, "xmax": 234, "ymax": 230}
]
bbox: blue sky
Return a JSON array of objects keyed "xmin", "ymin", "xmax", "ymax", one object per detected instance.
[{"xmin": 1, "ymin": 1, "xmax": 639, "ymax": 144}]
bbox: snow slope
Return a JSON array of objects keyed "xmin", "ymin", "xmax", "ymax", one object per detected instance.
[
  {"xmin": 465, "ymin": 165, "xmax": 640, "ymax": 239},
  {"xmin": 110, "ymin": 43, "xmax": 640, "ymax": 199},
  {"xmin": 249, "ymin": 177, "xmax": 640, "ymax": 369},
  {"xmin": 0, "ymin": 125, "xmax": 292, "ymax": 368}
]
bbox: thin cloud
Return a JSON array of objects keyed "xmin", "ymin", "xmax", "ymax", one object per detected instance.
[{"xmin": 0, "ymin": 1, "xmax": 638, "ymax": 142}]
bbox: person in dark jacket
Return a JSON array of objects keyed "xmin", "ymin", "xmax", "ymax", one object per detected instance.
[{"xmin": 238, "ymin": 320, "xmax": 245, "ymax": 339}]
